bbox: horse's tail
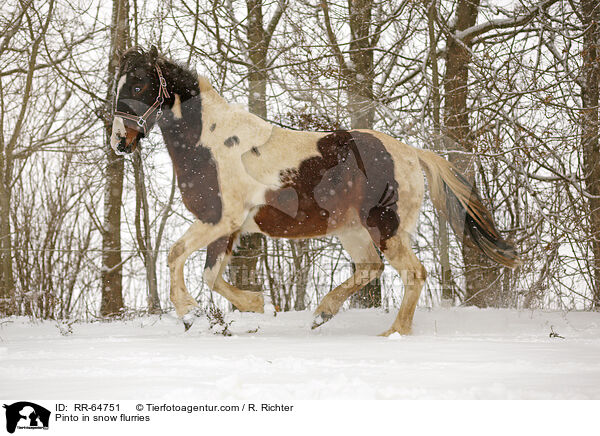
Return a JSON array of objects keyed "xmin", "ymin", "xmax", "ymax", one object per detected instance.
[{"xmin": 416, "ymin": 149, "xmax": 520, "ymax": 268}]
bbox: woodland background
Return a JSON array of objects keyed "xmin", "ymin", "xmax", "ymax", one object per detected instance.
[{"xmin": 1, "ymin": 0, "xmax": 599, "ymax": 320}]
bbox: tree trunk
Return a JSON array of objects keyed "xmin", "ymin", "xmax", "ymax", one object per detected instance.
[
  {"xmin": 345, "ymin": 0, "xmax": 381, "ymax": 308},
  {"xmin": 247, "ymin": 0, "xmax": 268, "ymax": 121},
  {"xmin": 428, "ymin": 0, "xmax": 453, "ymax": 304},
  {"xmin": 443, "ymin": 0, "xmax": 503, "ymax": 307},
  {"xmin": 132, "ymin": 151, "xmax": 161, "ymax": 314},
  {"xmin": 346, "ymin": 0, "xmax": 375, "ymax": 129},
  {"xmin": 0, "ymin": 180, "xmax": 14, "ymax": 315},
  {"xmin": 443, "ymin": 0, "xmax": 480, "ymax": 152},
  {"xmin": 0, "ymin": 0, "xmax": 53, "ymax": 316},
  {"xmin": 580, "ymin": 0, "xmax": 600, "ymax": 308},
  {"xmin": 228, "ymin": 0, "xmax": 269, "ymax": 294},
  {"xmin": 230, "ymin": 0, "xmax": 287, "ymax": 297},
  {"xmin": 100, "ymin": 0, "xmax": 129, "ymax": 317},
  {"xmin": 291, "ymin": 239, "xmax": 310, "ymax": 311}
]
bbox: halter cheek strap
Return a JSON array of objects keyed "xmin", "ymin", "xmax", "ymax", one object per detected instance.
[{"xmin": 114, "ymin": 64, "xmax": 171, "ymax": 135}]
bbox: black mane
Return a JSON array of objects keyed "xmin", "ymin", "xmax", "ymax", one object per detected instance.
[
  {"xmin": 118, "ymin": 47, "xmax": 150, "ymax": 74},
  {"xmin": 119, "ymin": 48, "xmax": 199, "ymax": 103}
]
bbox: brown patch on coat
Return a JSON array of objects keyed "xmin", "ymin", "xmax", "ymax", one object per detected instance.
[
  {"xmin": 253, "ymin": 130, "xmax": 400, "ymax": 247},
  {"xmin": 204, "ymin": 234, "xmax": 235, "ymax": 270},
  {"xmin": 172, "ymin": 145, "xmax": 222, "ymax": 224},
  {"xmin": 161, "ymin": 94, "xmax": 222, "ymax": 224},
  {"xmin": 168, "ymin": 240, "xmax": 186, "ymax": 265},
  {"xmin": 224, "ymin": 135, "xmax": 239, "ymax": 147}
]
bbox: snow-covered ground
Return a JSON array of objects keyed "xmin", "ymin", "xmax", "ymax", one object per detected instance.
[{"xmin": 1, "ymin": 308, "xmax": 600, "ymax": 400}]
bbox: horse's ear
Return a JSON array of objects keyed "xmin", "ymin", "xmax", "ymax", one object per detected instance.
[{"xmin": 149, "ymin": 45, "xmax": 158, "ymax": 62}]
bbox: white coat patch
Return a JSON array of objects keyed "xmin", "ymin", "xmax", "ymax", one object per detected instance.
[
  {"xmin": 110, "ymin": 116, "xmax": 127, "ymax": 154},
  {"xmin": 172, "ymin": 94, "xmax": 183, "ymax": 119},
  {"xmin": 116, "ymin": 74, "xmax": 127, "ymax": 102}
]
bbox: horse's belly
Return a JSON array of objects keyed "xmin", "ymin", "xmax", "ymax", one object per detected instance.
[{"xmin": 253, "ymin": 188, "xmax": 349, "ymax": 238}]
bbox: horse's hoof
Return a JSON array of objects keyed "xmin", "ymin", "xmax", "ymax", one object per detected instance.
[
  {"xmin": 263, "ymin": 293, "xmax": 276, "ymax": 317},
  {"xmin": 311, "ymin": 312, "xmax": 334, "ymax": 329},
  {"xmin": 379, "ymin": 326, "xmax": 411, "ymax": 337},
  {"xmin": 182, "ymin": 308, "xmax": 203, "ymax": 331},
  {"xmin": 378, "ymin": 328, "xmax": 394, "ymax": 337},
  {"xmin": 183, "ymin": 318, "xmax": 194, "ymax": 332}
]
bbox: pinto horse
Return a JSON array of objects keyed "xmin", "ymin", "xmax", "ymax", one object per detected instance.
[{"xmin": 111, "ymin": 47, "xmax": 518, "ymax": 336}]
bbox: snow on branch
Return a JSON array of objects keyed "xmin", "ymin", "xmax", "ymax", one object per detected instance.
[{"xmin": 454, "ymin": 0, "xmax": 560, "ymax": 42}]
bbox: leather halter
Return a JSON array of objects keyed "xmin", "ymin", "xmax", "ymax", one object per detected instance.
[{"xmin": 114, "ymin": 64, "xmax": 170, "ymax": 135}]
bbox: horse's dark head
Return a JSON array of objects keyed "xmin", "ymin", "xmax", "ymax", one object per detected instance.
[{"xmin": 111, "ymin": 46, "xmax": 171, "ymax": 155}]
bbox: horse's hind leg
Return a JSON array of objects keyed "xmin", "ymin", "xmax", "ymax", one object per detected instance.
[
  {"xmin": 380, "ymin": 232, "xmax": 427, "ymax": 336},
  {"xmin": 202, "ymin": 233, "xmax": 265, "ymax": 316},
  {"xmin": 312, "ymin": 227, "xmax": 384, "ymax": 328}
]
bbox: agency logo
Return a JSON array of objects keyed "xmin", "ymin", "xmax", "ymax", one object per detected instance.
[{"xmin": 3, "ymin": 402, "xmax": 50, "ymax": 434}]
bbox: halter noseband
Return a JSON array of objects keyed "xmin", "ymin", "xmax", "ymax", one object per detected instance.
[{"xmin": 114, "ymin": 64, "xmax": 171, "ymax": 135}]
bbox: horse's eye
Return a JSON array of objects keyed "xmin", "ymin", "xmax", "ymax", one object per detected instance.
[{"xmin": 131, "ymin": 82, "xmax": 146, "ymax": 95}]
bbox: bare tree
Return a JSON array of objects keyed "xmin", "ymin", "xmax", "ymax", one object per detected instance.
[
  {"xmin": 0, "ymin": 0, "xmax": 107, "ymax": 318},
  {"xmin": 580, "ymin": 0, "xmax": 600, "ymax": 307},
  {"xmin": 425, "ymin": 0, "xmax": 453, "ymax": 303},
  {"xmin": 439, "ymin": 0, "xmax": 558, "ymax": 306},
  {"xmin": 100, "ymin": 0, "xmax": 129, "ymax": 316},
  {"xmin": 0, "ymin": 0, "xmax": 56, "ymax": 315},
  {"xmin": 321, "ymin": 0, "xmax": 382, "ymax": 307},
  {"xmin": 228, "ymin": 0, "xmax": 288, "ymax": 296}
]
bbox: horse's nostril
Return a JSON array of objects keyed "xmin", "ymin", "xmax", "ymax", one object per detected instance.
[{"xmin": 117, "ymin": 136, "xmax": 131, "ymax": 154}]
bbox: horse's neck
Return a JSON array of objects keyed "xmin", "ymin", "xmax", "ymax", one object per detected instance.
[
  {"xmin": 159, "ymin": 63, "xmax": 273, "ymax": 153},
  {"xmin": 198, "ymin": 80, "xmax": 273, "ymax": 152},
  {"xmin": 158, "ymin": 66, "xmax": 273, "ymax": 203}
]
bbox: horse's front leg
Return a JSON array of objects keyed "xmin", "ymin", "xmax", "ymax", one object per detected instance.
[{"xmin": 167, "ymin": 219, "xmax": 235, "ymax": 327}]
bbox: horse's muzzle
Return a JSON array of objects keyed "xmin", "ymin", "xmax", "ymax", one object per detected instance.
[
  {"xmin": 111, "ymin": 116, "xmax": 140, "ymax": 155},
  {"xmin": 116, "ymin": 136, "xmax": 134, "ymax": 155},
  {"xmin": 114, "ymin": 126, "xmax": 140, "ymax": 155}
]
